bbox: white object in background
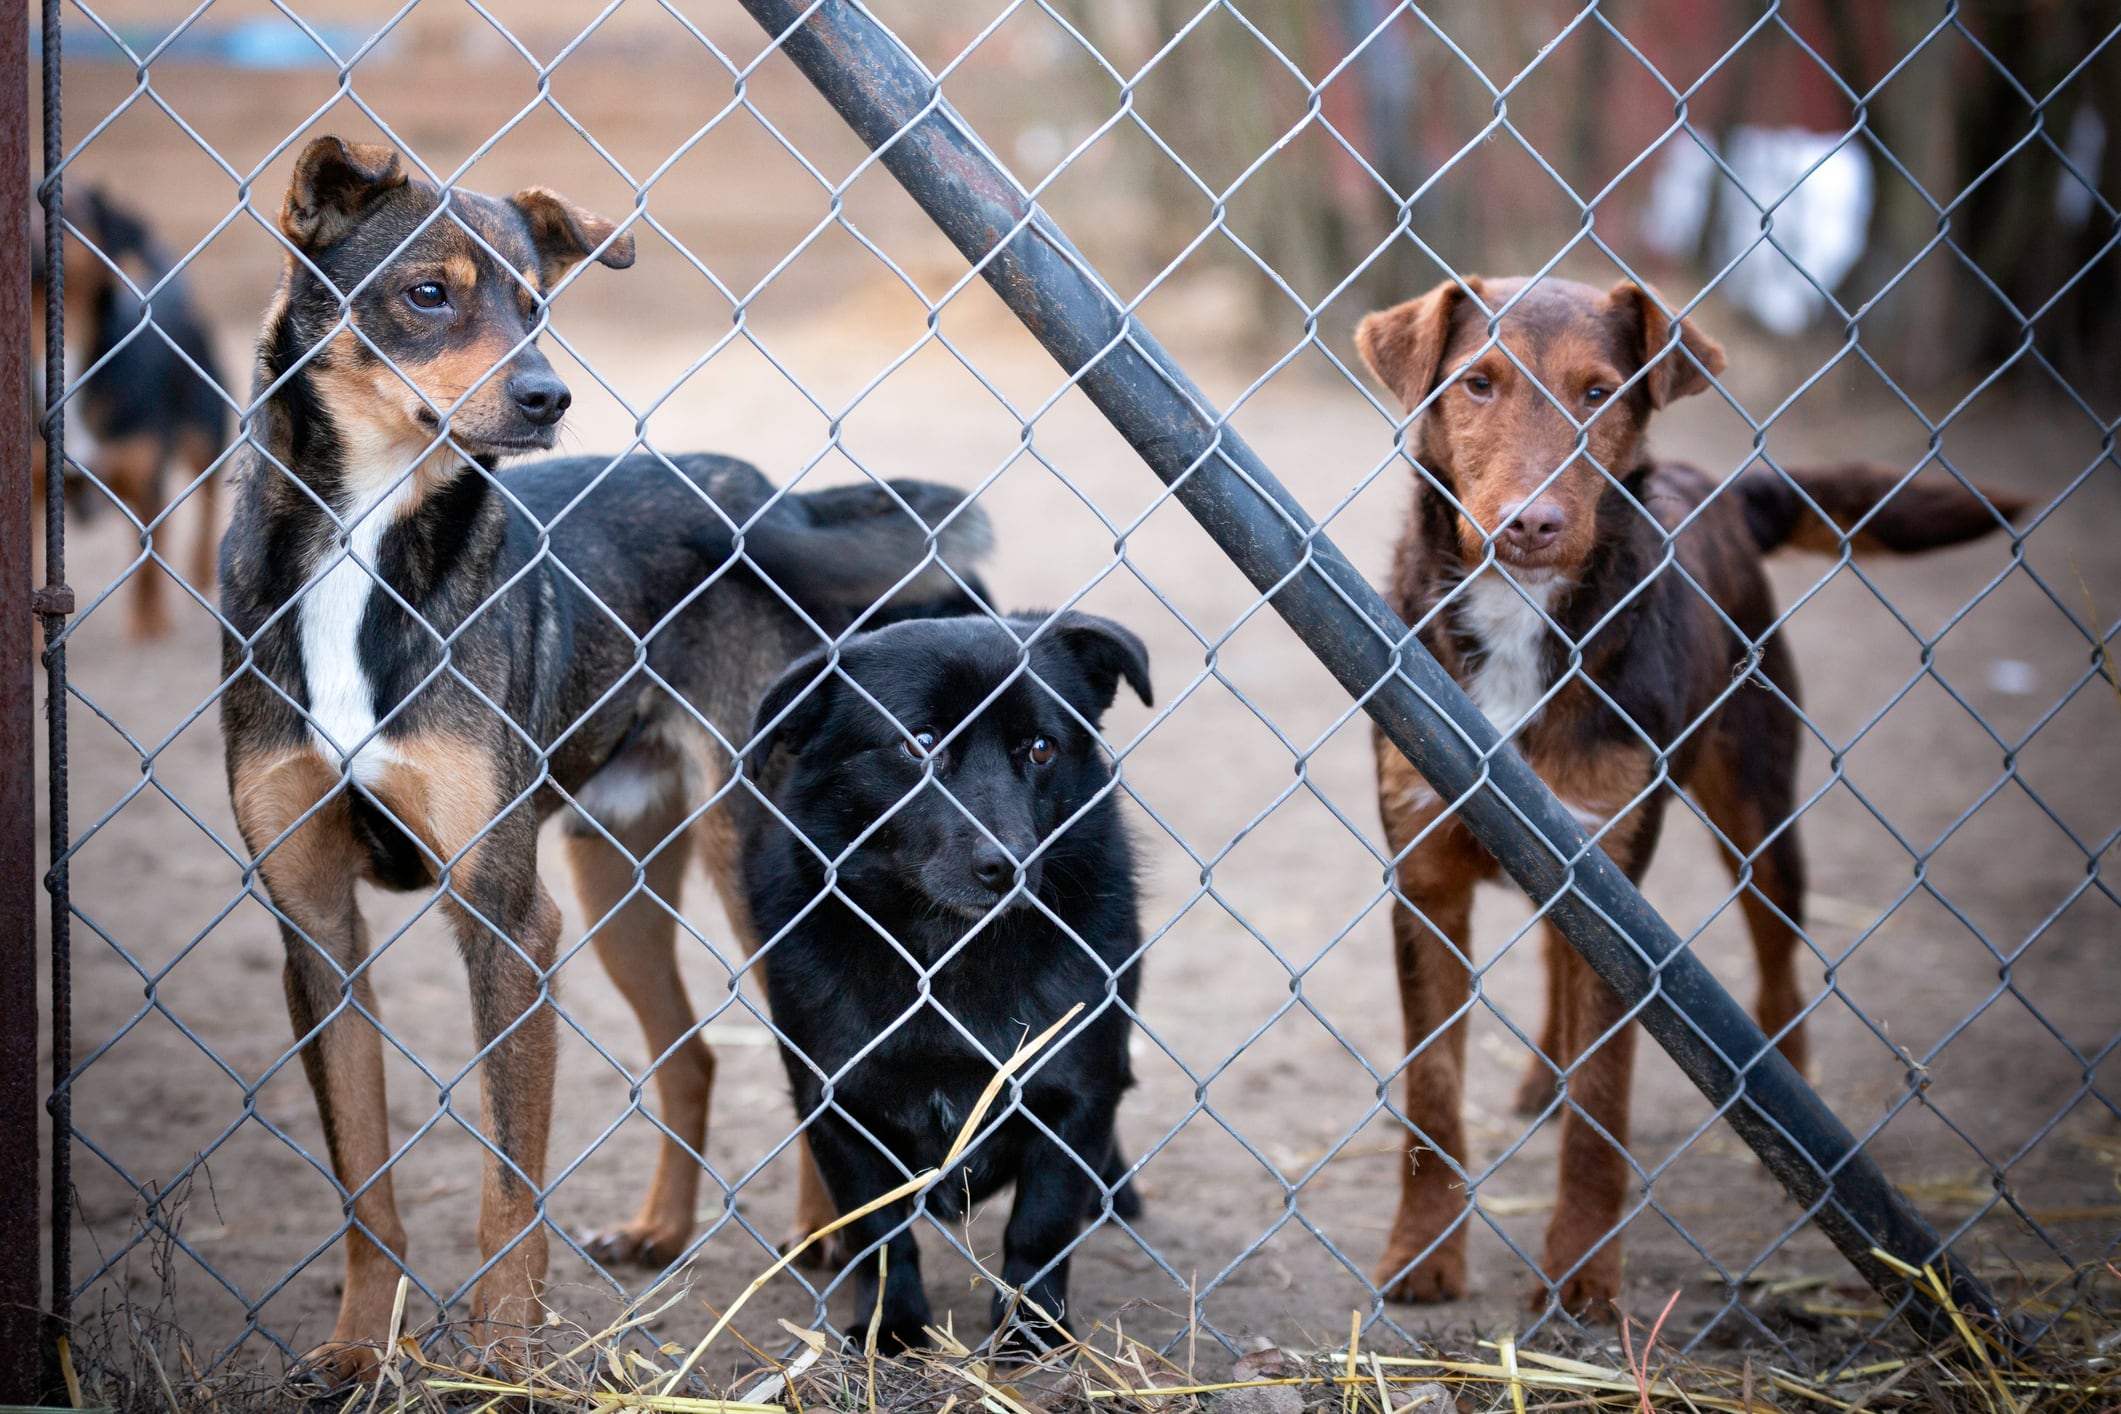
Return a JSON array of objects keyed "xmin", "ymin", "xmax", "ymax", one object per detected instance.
[
  {"xmin": 2055, "ymin": 106, "xmax": 2106, "ymax": 229},
  {"xmin": 1716, "ymin": 126, "xmax": 1875, "ymax": 335},
  {"xmin": 1640, "ymin": 137, "xmax": 1718, "ymax": 259},
  {"xmin": 1986, "ymin": 658, "xmax": 2038, "ymax": 696},
  {"xmin": 1639, "ymin": 127, "xmax": 1874, "ymax": 336}
]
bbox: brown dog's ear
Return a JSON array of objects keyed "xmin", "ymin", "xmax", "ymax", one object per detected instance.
[
  {"xmin": 1354, "ymin": 276, "xmax": 1482, "ymax": 409},
  {"xmin": 1610, "ymin": 281, "xmax": 1726, "ymax": 407},
  {"xmin": 280, "ymin": 136, "xmax": 405, "ymax": 250},
  {"xmin": 509, "ymin": 187, "xmax": 636, "ymax": 286}
]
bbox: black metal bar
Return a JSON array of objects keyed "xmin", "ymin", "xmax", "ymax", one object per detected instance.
[
  {"xmin": 40, "ymin": 0, "xmax": 73, "ymax": 1374},
  {"xmin": 0, "ymin": 0, "xmax": 43, "ymax": 1397},
  {"xmin": 735, "ymin": 0, "xmax": 2004, "ymax": 1341}
]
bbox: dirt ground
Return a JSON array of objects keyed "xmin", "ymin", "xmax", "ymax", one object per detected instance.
[{"xmin": 36, "ymin": 8, "xmax": 2121, "ymax": 1381}]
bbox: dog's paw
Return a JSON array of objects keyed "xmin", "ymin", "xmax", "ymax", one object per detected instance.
[
  {"xmin": 290, "ymin": 1339, "xmax": 384, "ymax": 1390},
  {"xmin": 585, "ymin": 1218, "xmax": 690, "ymax": 1269},
  {"xmin": 869, "ymin": 1315, "xmax": 933, "ymax": 1355},
  {"xmin": 780, "ymin": 1226, "xmax": 847, "ymax": 1271},
  {"xmin": 1374, "ymin": 1248, "xmax": 1467, "ymax": 1304},
  {"xmin": 1531, "ymin": 1258, "xmax": 1620, "ymax": 1318}
]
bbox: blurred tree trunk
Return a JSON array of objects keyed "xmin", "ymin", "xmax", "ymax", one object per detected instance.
[
  {"xmin": 1833, "ymin": 0, "xmax": 2118, "ymax": 401},
  {"xmin": 1835, "ymin": 4, "xmax": 1962, "ymax": 390}
]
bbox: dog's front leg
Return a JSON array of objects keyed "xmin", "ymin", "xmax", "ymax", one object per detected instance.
[
  {"xmin": 442, "ymin": 808, "xmax": 562, "ymax": 1370},
  {"xmin": 235, "ymin": 752, "xmax": 407, "ymax": 1386},
  {"xmin": 992, "ymin": 1129, "xmax": 1095, "ymax": 1355},
  {"xmin": 1535, "ymin": 937, "xmax": 1635, "ymax": 1316},
  {"xmin": 1374, "ymin": 815, "xmax": 1484, "ymax": 1305},
  {"xmin": 806, "ymin": 1118, "xmax": 932, "ymax": 1351}
]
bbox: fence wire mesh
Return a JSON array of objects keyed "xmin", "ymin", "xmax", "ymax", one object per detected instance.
[{"xmin": 31, "ymin": 0, "xmax": 2121, "ymax": 1389}]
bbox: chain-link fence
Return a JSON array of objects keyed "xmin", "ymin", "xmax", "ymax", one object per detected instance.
[{"xmin": 19, "ymin": 0, "xmax": 2120, "ymax": 1397}]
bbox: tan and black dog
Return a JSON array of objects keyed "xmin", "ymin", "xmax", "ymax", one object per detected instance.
[
  {"xmin": 1353, "ymin": 275, "xmax": 2025, "ymax": 1315},
  {"xmin": 219, "ymin": 136, "xmax": 990, "ymax": 1380}
]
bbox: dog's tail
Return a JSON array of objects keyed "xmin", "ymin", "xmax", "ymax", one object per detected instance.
[
  {"xmin": 743, "ymin": 479, "xmax": 993, "ymax": 617},
  {"xmin": 1736, "ymin": 462, "xmax": 2028, "ymax": 556}
]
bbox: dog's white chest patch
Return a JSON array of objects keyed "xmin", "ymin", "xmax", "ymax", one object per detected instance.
[
  {"xmin": 297, "ymin": 478, "xmax": 417, "ymax": 785},
  {"xmin": 1457, "ymin": 574, "xmax": 1562, "ymax": 737}
]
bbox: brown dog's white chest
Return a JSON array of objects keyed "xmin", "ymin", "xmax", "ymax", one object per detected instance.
[{"xmin": 1451, "ymin": 571, "xmax": 1565, "ymax": 737}]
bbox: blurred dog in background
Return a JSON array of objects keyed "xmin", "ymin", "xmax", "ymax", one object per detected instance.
[{"xmin": 32, "ymin": 187, "xmax": 229, "ymax": 638}]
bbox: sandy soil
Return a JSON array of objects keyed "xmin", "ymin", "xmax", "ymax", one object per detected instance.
[{"xmin": 37, "ymin": 13, "xmax": 2121, "ymax": 1381}]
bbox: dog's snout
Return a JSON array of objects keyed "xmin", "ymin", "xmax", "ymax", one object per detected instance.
[
  {"xmin": 508, "ymin": 369, "xmax": 572, "ymax": 427},
  {"xmin": 1501, "ymin": 498, "xmax": 1565, "ymax": 552},
  {"xmin": 970, "ymin": 842, "xmax": 1018, "ymax": 895}
]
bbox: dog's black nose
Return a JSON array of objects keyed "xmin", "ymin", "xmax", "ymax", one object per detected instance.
[
  {"xmin": 508, "ymin": 370, "xmax": 572, "ymax": 427},
  {"xmin": 1502, "ymin": 497, "xmax": 1565, "ymax": 552},
  {"xmin": 971, "ymin": 845, "xmax": 1017, "ymax": 895}
]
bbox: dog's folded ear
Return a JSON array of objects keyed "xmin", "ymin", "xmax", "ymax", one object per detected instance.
[
  {"xmin": 747, "ymin": 648, "xmax": 838, "ymax": 772},
  {"xmin": 1035, "ymin": 612, "xmax": 1153, "ymax": 718},
  {"xmin": 1608, "ymin": 281, "xmax": 1726, "ymax": 407},
  {"xmin": 510, "ymin": 187, "xmax": 637, "ymax": 286},
  {"xmin": 281, "ymin": 136, "xmax": 406, "ymax": 250},
  {"xmin": 1355, "ymin": 276, "xmax": 1484, "ymax": 411}
]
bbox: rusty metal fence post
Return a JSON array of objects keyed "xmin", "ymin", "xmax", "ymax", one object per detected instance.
[{"xmin": 1, "ymin": 0, "xmax": 45, "ymax": 1399}]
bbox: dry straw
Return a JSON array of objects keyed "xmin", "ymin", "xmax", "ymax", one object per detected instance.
[{"xmin": 55, "ymin": 1014, "xmax": 2121, "ymax": 1412}]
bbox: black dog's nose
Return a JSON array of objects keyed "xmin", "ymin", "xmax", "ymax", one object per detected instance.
[
  {"xmin": 508, "ymin": 370, "xmax": 572, "ymax": 427},
  {"xmin": 971, "ymin": 844, "xmax": 1017, "ymax": 895}
]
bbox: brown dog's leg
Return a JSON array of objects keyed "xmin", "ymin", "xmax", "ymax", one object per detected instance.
[
  {"xmin": 1511, "ymin": 927, "xmax": 1566, "ymax": 1116},
  {"xmin": 568, "ymin": 814, "xmax": 713, "ymax": 1268},
  {"xmin": 100, "ymin": 434, "xmax": 170, "ymax": 639},
  {"xmin": 1699, "ymin": 795, "xmax": 1808, "ymax": 1073},
  {"xmin": 1532, "ymin": 785, "xmax": 1665, "ymax": 1316},
  {"xmin": 696, "ymin": 793, "xmax": 842, "ymax": 1264},
  {"xmin": 1536, "ymin": 933, "xmax": 1636, "ymax": 1315},
  {"xmin": 1374, "ymin": 820, "xmax": 1483, "ymax": 1304},
  {"xmin": 235, "ymin": 752, "xmax": 408, "ymax": 1385},
  {"xmin": 1694, "ymin": 664, "xmax": 1809, "ymax": 1075}
]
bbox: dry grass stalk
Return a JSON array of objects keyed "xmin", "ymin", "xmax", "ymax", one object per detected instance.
[{"xmin": 53, "ymin": 1073, "xmax": 2121, "ymax": 1413}]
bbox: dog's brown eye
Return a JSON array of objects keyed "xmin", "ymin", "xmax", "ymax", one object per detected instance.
[
  {"xmin": 1585, "ymin": 386, "xmax": 1610, "ymax": 406},
  {"xmin": 406, "ymin": 281, "xmax": 449, "ymax": 311},
  {"xmin": 1465, "ymin": 374, "xmax": 1492, "ymax": 396},
  {"xmin": 1026, "ymin": 737, "xmax": 1055, "ymax": 766},
  {"xmin": 901, "ymin": 730, "xmax": 937, "ymax": 760}
]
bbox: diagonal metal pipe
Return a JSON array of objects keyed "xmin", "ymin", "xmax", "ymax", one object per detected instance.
[{"xmin": 734, "ymin": 0, "xmax": 2007, "ymax": 1345}]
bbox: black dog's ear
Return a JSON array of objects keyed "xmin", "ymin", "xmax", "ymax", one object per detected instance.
[
  {"xmin": 281, "ymin": 136, "xmax": 406, "ymax": 251},
  {"xmin": 747, "ymin": 649, "xmax": 838, "ymax": 771},
  {"xmin": 509, "ymin": 187, "xmax": 637, "ymax": 285},
  {"xmin": 1036, "ymin": 612, "xmax": 1153, "ymax": 719}
]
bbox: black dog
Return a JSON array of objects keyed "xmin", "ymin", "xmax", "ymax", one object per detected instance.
[{"xmin": 745, "ymin": 612, "xmax": 1152, "ymax": 1353}]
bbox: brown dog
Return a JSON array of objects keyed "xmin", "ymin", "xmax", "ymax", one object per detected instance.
[{"xmin": 1353, "ymin": 275, "xmax": 2024, "ymax": 1314}]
